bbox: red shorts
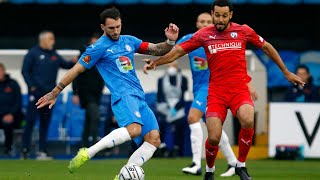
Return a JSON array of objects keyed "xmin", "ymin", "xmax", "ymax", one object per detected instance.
[{"xmin": 206, "ymin": 84, "xmax": 254, "ymax": 123}]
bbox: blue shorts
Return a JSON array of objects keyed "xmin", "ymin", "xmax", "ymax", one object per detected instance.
[
  {"xmin": 191, "ymin": 90, "xmax": 208, "ymax": 114},
  {"xmin": 111, "ymin": 95, "xmax": 159, "ymax": 145}
]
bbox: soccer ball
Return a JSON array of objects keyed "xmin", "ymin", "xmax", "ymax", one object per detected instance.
[{"xmin": 119, "ymin": 163, "xmax": 145, "ymax": 180}]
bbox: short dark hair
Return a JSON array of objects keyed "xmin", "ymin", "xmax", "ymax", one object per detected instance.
[
  {"xmin": 211, "ymin": 0, "xmax": 233, "ymax": 12},
  {"xmin": 100, "ymin": 7, "xmax": 121, "ymax": 24},
  {"xmin": 296, "ymin": 64, "xmax": 310, "ymax": 74}
]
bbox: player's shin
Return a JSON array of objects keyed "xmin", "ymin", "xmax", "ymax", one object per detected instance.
[
  {"xmin": 237, "ymin": 128, "xmax": 254, "ymax": 166},
  {"xmin": 127, "ymin": 141, "xmax": 157, "ymax": 166},
  {"xmin": 87, "ymin": 127, "xmax": 131, "ymax": 158},
  {"xmin": 189, "ymin": 121, "xmax": 203, "ymax": 167},
  {"xmin": 205, "ymin": 139, "xmax": 219, "ymax": 172}
]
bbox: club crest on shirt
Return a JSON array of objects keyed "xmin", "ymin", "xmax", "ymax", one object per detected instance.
[
  {"xmin": 125, "ymin": 44, "xmax": 132, "ymax": 52},
  {"xmin": 116, "ymin": 56, "xmax": 133, "ymax": 73},
  {"xmin": 82, "ymin": 55, "xmax": 91, "ymax": 64},
  {"xmin": 230, "ymin": 32, "xmax": 238, "ymax": 39},
  {"xmin": 193, "ymin": 56, "xmax": 208, "ymax": 71}
]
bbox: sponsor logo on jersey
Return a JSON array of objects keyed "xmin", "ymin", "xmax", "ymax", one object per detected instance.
[
  {"xmin": 207, "ymin": 41, "xmax": 242, "ymax": 54},
  {"xmin": 135, "ymin": 111, "xmax": 141, "ymax": 118},
  {"xmin": 116, "ymin": 56, "xmax": 133, "ymax": 73},
  {"xmin": 193, "ymin": 56, "xmax": 208, "ymax": 71},
  {"xmin": 82, "ymin": 55, "xmax": 91, "ymax": 64}
]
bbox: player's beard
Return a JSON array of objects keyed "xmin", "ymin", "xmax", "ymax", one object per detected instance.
[
  {"xmin": 215, "ymin": 21, "xmax": 230, "ymax": 32},
  {"xmin": 107, "ymin": 34, "xmax": 120, "ymax": 41}
]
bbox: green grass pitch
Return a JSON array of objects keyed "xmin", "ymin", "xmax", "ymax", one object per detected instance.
[{"xmin": 0, "ymin": 158, "xmax": 319, "ymax": 179}]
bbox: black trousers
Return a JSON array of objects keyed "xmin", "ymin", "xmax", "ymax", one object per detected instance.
[{"xmin": 0, "ymin": 114, "xmax": 14, "ymax": 150}]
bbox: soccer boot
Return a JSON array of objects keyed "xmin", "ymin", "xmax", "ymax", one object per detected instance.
[
  {"xmin": 114, "ymin": 175, "xmax": 120, "ymax": 180},
  {"xmin": 235, "ymin": 166, "xmax": 252, "ymax": 180},
  {"xmin": 182, "ymin": 162, "xmax": 202, "ymax": 175},
  {"xmin": 220, "ymin": 164, "xmax": 235, "ymax": 177},
  {"xmin": 203, "ymin": 172, "xmax": 214, "ymax": 180},
  {"xmin": 68, "ymin": 148, "xmax": 90, "ymax": 173}
]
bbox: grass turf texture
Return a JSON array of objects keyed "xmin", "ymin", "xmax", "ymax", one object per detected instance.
[{"xmin": 0, "ymin": 158, "xmax": 319, "ymax": 179}]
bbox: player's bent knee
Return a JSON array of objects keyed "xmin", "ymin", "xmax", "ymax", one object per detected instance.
[
  {"xmin": 126, "ymin": 123, "xmax": 142, "ymax": 138},
  {"xmin": 144, "ymin": 130, "xmax": 161, "ymax": 147},
  {"xmin": 187, "ymin": 114, "xmax": 199, "ymax": 124}
]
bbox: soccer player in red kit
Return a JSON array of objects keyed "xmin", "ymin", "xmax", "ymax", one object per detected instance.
[{"xmin": 143, "ymin": 1, "xmax": 305, "ymax": 180}]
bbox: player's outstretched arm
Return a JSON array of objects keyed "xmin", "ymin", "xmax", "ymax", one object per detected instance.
[
  {"xmin": 36, "ymin": 62, "xmax": 86, "ymax": 109},
  {"xmin": 261, "ymin": 41, "xmax": 305, "ymax": 86},
  {"xmin": 145, "ymin": 23, "xmax": 179, "ymax": 56},
  {"xmin": 143, "ymin": 45, "xmax": 187, "ymax": 74}
]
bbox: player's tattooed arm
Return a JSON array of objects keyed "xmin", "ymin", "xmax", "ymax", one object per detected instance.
[
  {"xmin": 145, "ymin": 42, "xmax": 174, "ymax": 56},
  {"xmin": 36, "ymin": 62, "xmax": 86, "ymax": 109}
]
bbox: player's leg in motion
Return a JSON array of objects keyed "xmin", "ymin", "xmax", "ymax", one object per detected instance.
[
  {"xmin": 182, "ymin": 108, "xmax": 203, "ymax": 175},
  {"xmin": 68, "ymin": 124, "xmax": 136, "ymax": 173},
  {"xmin": 203, "ymin": 116, "xmax": 223, "ymax": 180},
  {"xmin": 127, "ymin": 130, "xmax": 160, "ymax": 166},
  {"xmin": 219, "ymin": 130, "xmax": 237, "ymax": 177},
  {"xmin": 235, "ymin": 104, "xmax": 254, "ymax": 180}
]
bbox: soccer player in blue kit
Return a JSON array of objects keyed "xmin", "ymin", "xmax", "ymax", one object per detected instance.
[{"xmin": 36, "ymin": 7, "xmax": 179, "ymax": 178}]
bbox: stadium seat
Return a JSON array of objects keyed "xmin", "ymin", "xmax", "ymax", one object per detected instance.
[
  {"xmin": 61, "ymin": 0, "xmax": 86, "ymax": 4},
  {"xmin": 304, "ymin": 62, "xmax": 320, "ymax": 86},
  {"xmin": 87, "ymin": 0, "xmax": 113, "ymax": 5},
  {"xmin": 48, "ymin": 94, "xmax": 66, "ymax": 140},
  {"xmin": 246, "ymin": 0, "xmax": 275, "ymax": 4},
  {"xmin": 65, "ymin": 92, "xmax": 85, "ymax": 144},
  {"xmin": 255, "ymin": 49, "xmax": 300, "ymax": 88},
  {"xmin": 169, "ymin": 0, "xmax": 192, "ymax": 4},
  {"xmin": 34, "ymin": 0, "xmax": 60, "ymax": 4},
  {"xmin": 229, "ymin": 0, "xmax": 248, "ymax": 4},
  {"xmin": 140, "ymin": 0, "xmax": 166, "ymax": 4},
  {"xmin": 299, "ymin": 51, "xmax": 320, "ymax": 64},
  {"xmin": 9, "ymin": 0, "xmax": 34, "ymax": 4},
  {"xmin": 303, "ymin": 0, "xmax": 320, "ymax": 4},
  {"xmin": 115, "ymin": 0, "xmax": 139, "ymax": 4},
  {"xmin": 275, "ymin": 0, "xmax": 302, "ymax": 4}
]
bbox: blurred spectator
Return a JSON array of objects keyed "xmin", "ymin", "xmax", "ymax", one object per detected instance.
[
  {"xmin": 285, "ymin": 64, "xmax": 320, "ymax": 102},
  {"xmin": 21, "ymin": 30, "xmax": 76, "ymax": 160},
  {"xmin": 0, "ymin": 63, "xmax": 22, "ymax": 156},
  {"xmin": 156, "ymin": 62, "xmax": 188, "ymax": 157},
  {"xmin": 72, "ymin": 32, "xmax": 105, "ymax": 147}
]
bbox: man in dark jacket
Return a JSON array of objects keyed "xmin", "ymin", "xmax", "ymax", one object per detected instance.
[
  {"xmin": 21, "ymin": 30, "xmax": 76, "ymax": 159},
  {"xmin": 285, "ymin": 64, "xmax": 320, "ymax": 102},
  {"xmin": 0, "ymin": 63, "xmax": 22, "ymax": 156},
  {"xmin": 72, "ymin": 32, "xmax": 105, "ymax": 147}
]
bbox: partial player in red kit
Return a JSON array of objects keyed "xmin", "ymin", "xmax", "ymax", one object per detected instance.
[{"xmin": 143, "ymin": 1, "xmax": 305, "ymax": 180}]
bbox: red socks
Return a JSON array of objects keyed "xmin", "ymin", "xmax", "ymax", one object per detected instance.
[
  {"xmin": 205, "ymin": 139, "xmax": 219, "ymax": 168},
  {"xmin": 238, "ymin": 128, "xmax": 254, "ymax": 162}
]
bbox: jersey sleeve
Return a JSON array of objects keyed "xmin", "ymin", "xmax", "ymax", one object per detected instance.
[
  {"xmin": 179, "ymin": 32, "xmax": 202, "ymax": 53},
  {"xmin": 127, "ymin": 35, "xmax": 143, "ymax": 53},
  {"xmin": 243, "ymin": 24, "xmax": 265, "ymax": 48},
  {"xmin": 176, "ymin": 34, "xmax": 192, "ymax": 44},
  {"xmin": 78, "ymin": 44, "xmax": 105, "ymax": 69}
]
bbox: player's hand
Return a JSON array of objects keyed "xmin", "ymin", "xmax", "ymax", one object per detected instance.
[
  {"xmin": 142, "ymin": 59, "xmax": 157, "ymax": 74},
  {"xmin": 285, "ymin": 71, "xmax": 306, "ymax": 86},
  {"xmin": 248, "ymin": 83, "xmax": 258, "ymax": 101},
  {"xmin": 164, "ymin": 23, "xmax": 179, "ymax": 41},
  {"xmin": 36, "ymin": 92, "xmax": 58, "ymax": 109}
]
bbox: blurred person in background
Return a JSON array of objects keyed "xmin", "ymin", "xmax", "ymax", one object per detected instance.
[
  {"xmin": 285, "ymin": 64, "xmax": 320, "ymax": 102},
  {"xmin": 156, "ymin": 61, "xmax": 188, "ymax": 157},
  {"xmin": 21, "ymin": 30, "xmax": 76, "ymax": 160},
  {"xmin": 0, "ymin": 63, "xmax": 22, "ymax": 156},
  {"xmin": 143, "ymin": 1, "xmax": 304, "ymax": 179},
  {"xmin": 72, "ymin": 32, "xmax": 105, "ymax": 147},
  {"xmin": 175, "ymin": 12, "xmax": 239, "ymax": 177}
]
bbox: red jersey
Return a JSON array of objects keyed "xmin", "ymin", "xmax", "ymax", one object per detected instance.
[{"xmin": 179, "ymin": 22, "xmax": 265, "ymax": 86}]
